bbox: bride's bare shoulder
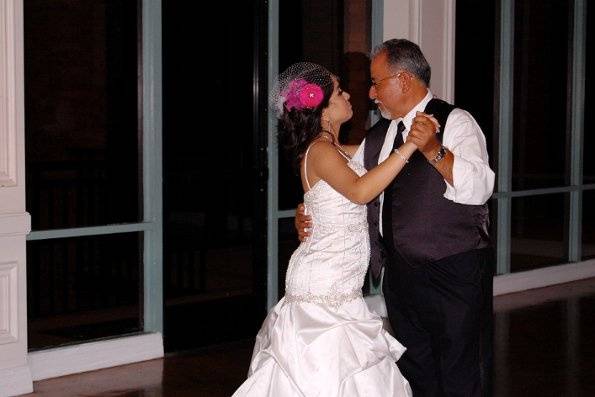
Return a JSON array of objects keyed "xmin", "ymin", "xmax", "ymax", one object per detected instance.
[{"xmin": 307, "ymin": 139, "xmax": 335, "ymax": 156}]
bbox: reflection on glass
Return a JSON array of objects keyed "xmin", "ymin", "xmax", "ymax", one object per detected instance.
[
  {"xmin": 512, "ymin": 1, "xmax": 570, "ymax": 190},
  {"xmin": 278, "ymin": 0, "xmax": 372, "ymax": 210},
  {"xmin": 278, "ymin": 218, "xmax": 300, "ymax": 299},
  {"xmin": 24, "ymin": 0, "xmax": 141, "ymax": 230},
  {"xmin": 455, "ymin": 0, "xmax": 496, "ymax": 162},
  {"xmin": 583, "ymin": 191, "xmax": 595, "ymax": 260},
  {"xmin": 27, "ymin": 233, "xmax": 142, "ymax": 350},
  {"xmin": 511, "ymin": 194, "xmax": 567, "ymax": 272}
]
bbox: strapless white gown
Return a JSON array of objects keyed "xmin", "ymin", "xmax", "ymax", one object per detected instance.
[{"xmin": 233, "ymin": 159, "xmax": 411, "ymax": 397}]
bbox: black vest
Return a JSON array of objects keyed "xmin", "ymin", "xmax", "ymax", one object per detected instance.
[{"xmin": 364, "ymin": 98, "xmax": 490, "ymax": 271}]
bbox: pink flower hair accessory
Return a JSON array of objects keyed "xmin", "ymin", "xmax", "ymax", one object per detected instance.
[
  {"xmin": 282, "ymin": 79, "xmax": 324, "ymax": 112},
  {"xmin": 269, "ymin": 62, "xmax": 333, "ymax": 118},
  {"xmin": 299, "ymin": 83, "xmax": 324, "ymax": 108}
]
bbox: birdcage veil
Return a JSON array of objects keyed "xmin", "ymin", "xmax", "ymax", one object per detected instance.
[{"xmin": 269, "ymin": 62, "xmax": 334, "ymax": 118}]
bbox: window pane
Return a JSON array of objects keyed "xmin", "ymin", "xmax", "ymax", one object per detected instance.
[
  {"xmin": 512, "ymin": 1, "xmax": 571, "ymax": 190},
  {"xmin": 583, "ymin": 190, "xmax": 595, "ymax": 260},
  {"xmin": 27, "ymin": 233, "xmax": 142, "ymax": 350},
  {"xmin": 455, "ymin": 0, "xmax": 496, "ymax": 161},
  {"xmin": 24, "ymin": 0, "xmax": 141, "ymax": 230},
  {"xmin": 585, "ymin": 2, "xmax": 595, "ymax": 184},
  {"xmin": 511, "ymin": 194, "xmax": 567, "ymax": 272},
  {"xmin": 278, "ymin": 0, "xmax": 372, "ymax": 210}
]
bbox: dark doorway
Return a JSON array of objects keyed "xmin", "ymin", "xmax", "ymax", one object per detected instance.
[{"xmin": 162, "ymin": 0, "xmax": 268, "ymax": 351}]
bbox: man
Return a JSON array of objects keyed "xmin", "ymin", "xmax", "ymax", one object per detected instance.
[{"xmin": 296, "ymin": 39, "xmax": 495, "ymax": 396}]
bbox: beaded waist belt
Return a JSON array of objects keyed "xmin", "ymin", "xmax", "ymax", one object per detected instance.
[{"xmin": 285, "ymin": 289, "xmax": 363, "ymax": 308}]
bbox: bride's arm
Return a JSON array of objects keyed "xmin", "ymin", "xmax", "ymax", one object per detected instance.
[{"xmin": 307, "ymin": 140, "xmax": 416, "ymax": 205}]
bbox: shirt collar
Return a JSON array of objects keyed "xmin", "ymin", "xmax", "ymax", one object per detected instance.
[{"xmin": 398, "ymin": 89, "xmax": 433, "ymax": 132}]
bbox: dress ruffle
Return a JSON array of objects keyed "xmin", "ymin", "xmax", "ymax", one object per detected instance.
[{"xmin": 232, "ymin": 297, "xmax": 411, "ymax": 396}]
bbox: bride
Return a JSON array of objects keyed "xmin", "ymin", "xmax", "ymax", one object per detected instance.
[{"xmin": 233, "ymin": 62, "xmax": 435, "ymax": 396}]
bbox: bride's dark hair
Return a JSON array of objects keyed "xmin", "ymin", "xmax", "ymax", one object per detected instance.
[
  {"xmin": 271, "ymin": 62, "xmax": 335, "ymax": 171},
  {"xmin": 278, "ymin": 83, "xmax": 334, "ymax": 171}
]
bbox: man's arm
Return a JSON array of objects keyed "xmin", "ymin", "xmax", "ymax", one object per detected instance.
[
  {"xmin": 408, "ymin": 109, "xmax": 495, "ymax": 205},
  {"xmin": 440, "ymin": 110, "xmax": 495, "ymax": 204},
  {"xmin": 424, "ymin": 144, "xmax": 454, "ymax": 186}
]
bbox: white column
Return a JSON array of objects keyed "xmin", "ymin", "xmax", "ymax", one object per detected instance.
[
  {"xmin": 0, "ymin": 0, "xmax": 33, "ymax": 395},
  {"xmin": 382, "ymin": 0, "xmax": 456, "ymax": 102}
]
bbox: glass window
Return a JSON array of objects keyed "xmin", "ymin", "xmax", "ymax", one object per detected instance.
[
  {"xmin": 24, "ymin": 0, "xmax": 143, "ymax": 351},
  {"xmin": 512, "ymin": 1, "xmax": 571, "ymax": 191},
  {"xmin": 455, "ymin": 0, "xmax": 496, "ymax": 160},
  {"xmin": 27, "ymin": 233, "xmax": 142, "ymax": 350},
  {"xmin": 583, "ymin": 190, "xmax": 595, "ymax": 260},
  {"xmin": 24, "ymin": 0, "xmax": 141, "ymax": 230},
  {"xmin": 511, "ymin": 193, "xmax": 567, "ymax": 272},
  {"xmin": 456, "ymin": 0, "xmax": 593, "ymax": 275}
]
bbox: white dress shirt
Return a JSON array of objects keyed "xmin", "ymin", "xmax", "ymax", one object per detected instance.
[{"xmin": 352, "ymin": 90, "xmax": 495, "ymax": 235}]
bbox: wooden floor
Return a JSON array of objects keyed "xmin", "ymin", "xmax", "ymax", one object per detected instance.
[{"xmin": 23, "ymin": 277, "xmax": 595, "ymax": 396}]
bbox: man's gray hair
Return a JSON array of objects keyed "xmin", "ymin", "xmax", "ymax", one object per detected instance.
[{"xmin": 371, "ymin": 39, "xmax": 431, "ymax": 86}]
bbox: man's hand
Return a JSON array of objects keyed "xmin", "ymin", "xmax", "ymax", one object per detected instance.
[
  {"xmin": 407, "ymin": 112, "xmax": 441, "ymax": 160},
  {"xmin": 295, "ymin": 203, "xmax": 312, "ymax": 242},
  {"xmin": 408, "ymin": 111, "xmax": 454, "ymax": 185}
]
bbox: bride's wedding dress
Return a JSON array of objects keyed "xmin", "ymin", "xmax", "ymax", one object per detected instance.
[{"xmin": 233, "ymin": 150, "xmax": 411, "ymax": 396}]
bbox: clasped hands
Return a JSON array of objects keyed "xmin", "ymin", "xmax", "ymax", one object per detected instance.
[{"xmin": 408, "ymin": 112, "xmax": 442, "ymax": 161}]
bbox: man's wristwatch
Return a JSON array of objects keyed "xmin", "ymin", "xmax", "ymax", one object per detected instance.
[{"xmin": 431, "ymin": 145, "xmax": 448, "ymax": 164}]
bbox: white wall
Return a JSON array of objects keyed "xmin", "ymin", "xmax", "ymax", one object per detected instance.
[
  {"xmin": 382, "ymin": 0, "xmax": 455, "ymax": 102},
  {"xmin": 0, "ymin": 0, "xmax": 33, "ymax": 395}
]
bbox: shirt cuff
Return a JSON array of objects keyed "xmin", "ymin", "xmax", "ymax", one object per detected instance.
[{"xmin": 443, "ymin": 155, "xmax": 495, "ymax": 205}]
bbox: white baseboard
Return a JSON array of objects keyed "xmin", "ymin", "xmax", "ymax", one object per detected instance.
[
  {"xmin": 494, "ymin": 258, "xmax": 595, "ymax": 296},
  {"xmin": 28, "ymin": 332, "xmax": 163, "ymax": 381},
  {"xmin": 0, "ymin": 365, "xmax": 33, "ymax": 397}
]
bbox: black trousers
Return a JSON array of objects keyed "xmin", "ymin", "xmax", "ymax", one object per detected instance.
[{"xmin": 383, "ymin": 248, "xmax": 494, "ymax": 397}]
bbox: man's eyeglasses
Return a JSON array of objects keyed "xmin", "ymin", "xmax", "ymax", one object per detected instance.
[{"xmin": 370, "ymin": 72, "xmax": 402, "ymax": 88}]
